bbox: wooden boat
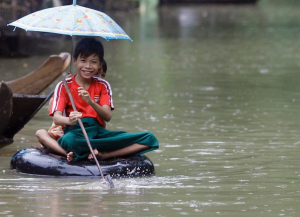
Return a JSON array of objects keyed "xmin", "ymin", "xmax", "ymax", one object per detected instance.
[
  {"xmin": 0, "ymin": 53, "xmax": 71, "ymax": 147},
  {"xmin": 10, "ymin": 148, "xmax": 155, "ymax": 177},
  {"xmin": 6, "ymin": 52, "xmax": 70, "ymax": 95}
]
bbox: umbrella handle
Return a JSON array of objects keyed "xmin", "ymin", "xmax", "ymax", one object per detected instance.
[{"xmin": 69, "ymin": 37, "xmax": 74, "ymax": 74}]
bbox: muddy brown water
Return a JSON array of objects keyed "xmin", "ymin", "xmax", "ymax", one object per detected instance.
[{"xmin": 0, "ymin": 2, "xmax": 300, "ymax": 216}]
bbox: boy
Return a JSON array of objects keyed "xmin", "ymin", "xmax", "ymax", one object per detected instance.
[
  {"xmin": 98, "ymin": 59, "xmax": 107, "ymax": 80},
  {"xmin": 50, "ymin": 37, "xmax": 159, "ymax": 162},
  {"xmin": 35, "ymin": 59, "xmax": 108, "ymax": 157}
]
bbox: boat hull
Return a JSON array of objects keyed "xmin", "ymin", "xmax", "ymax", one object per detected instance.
[
  {"xmin": 0, "ymin": 53, "xmax": 70, "ymax": 146},
  {"xmin": 10, "ymin": 148, "xmax": 155, "ymax": 178},
  {"xmin": 0, "ymin": 82, "xmax": 13, "ymax": 145}
]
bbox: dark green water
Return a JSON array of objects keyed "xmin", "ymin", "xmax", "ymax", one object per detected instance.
[{"xmin": 0, "ymin": 2, "xmax": 300, "ymax": 216}]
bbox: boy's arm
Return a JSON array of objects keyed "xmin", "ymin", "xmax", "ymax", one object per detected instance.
[
  {"xmin": 90, "ymin": 103, "xmax": 112, "ymax": 122},
  {"xmin": 53, "ymin": 110, "xmax": 82, "ymax": 126},
  {"xmin": 49, "ymin": 81, "xmax": 67, "ymax": 117},
  {"xmin": 48, "ymin": 98, "xmax": 53, "ymax": 113}
]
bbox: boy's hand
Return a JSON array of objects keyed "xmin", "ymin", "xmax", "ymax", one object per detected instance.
[
  {"xmin": 78, "ymin": 87, "xmax": 93, "ymax": 104},
  {"xmin": 65, "ymin": 73, "xmax": 72, "ymax": 79},
  {"xmin": 68, "ymin": 111, "xmax": 82, "ymax": 125}
]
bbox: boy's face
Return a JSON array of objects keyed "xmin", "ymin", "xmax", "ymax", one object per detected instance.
[
  {"xmin": 74, "ymin": 54, "xmax": 102, "ymax": 80},
  {"xmin": 95, "ymin": 67, "xmax": 106, "ymax": 80}
]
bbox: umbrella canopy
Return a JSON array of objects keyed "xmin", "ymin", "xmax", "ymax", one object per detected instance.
[{"xmin": 7, "ymin": 0, "xmax": 132, "ymax": 41}]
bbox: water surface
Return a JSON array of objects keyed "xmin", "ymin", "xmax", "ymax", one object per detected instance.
[{"xmin": 0, "ymin": 2, "xmax": 300, "ymax": 217}]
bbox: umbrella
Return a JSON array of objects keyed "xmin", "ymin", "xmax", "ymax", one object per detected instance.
[
  {"xmin": 7, "ymin": 0, "xmax": 132, "ymax": 41},
  {"xmin": 7, "ymin": 0, "xmax": 133, "ymax": 189},
  {"xmin": 7, "ymin": 0, "xmax": 132, "ymax": 70}
]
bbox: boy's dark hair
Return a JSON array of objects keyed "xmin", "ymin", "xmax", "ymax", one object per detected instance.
[
  {"xmin": 102, "ymin": 59, "xmax": 107, "ymax": 73},
  {"xmin": 73, "ymin": 37, "xmax": 104, "ymax": 62}
]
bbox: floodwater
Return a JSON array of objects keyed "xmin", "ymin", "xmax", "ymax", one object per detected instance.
[{"xmin": 1, "ymin": 1, "xmax": 300, "ymax": 216}]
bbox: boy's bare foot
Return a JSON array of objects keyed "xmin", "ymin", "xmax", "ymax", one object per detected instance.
[
  {"xmin": 67, "ymin": 152, "xmax": 74, "ymax": 162},
  {"xmin": 88, "ymin": 149, "xmax": 108, "ymax": 161}
]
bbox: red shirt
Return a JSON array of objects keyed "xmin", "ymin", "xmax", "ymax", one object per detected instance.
[{"xmin": 49, "ymin": 75, "xmax": 114, "ymax": 126}]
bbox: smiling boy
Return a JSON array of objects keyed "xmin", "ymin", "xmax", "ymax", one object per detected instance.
[{"xmin": 49, "ymin": 38, "xmax": 159, "ymax": 162}]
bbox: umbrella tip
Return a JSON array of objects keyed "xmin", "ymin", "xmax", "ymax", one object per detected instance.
[{"xmin": 73, "ymin": 0, "xmax": 76, "ymax": 5}]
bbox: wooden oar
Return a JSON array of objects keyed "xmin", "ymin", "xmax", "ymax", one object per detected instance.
[{"xmin": 62, "ymin": 79, "xmax": 115, "ymax": 189}]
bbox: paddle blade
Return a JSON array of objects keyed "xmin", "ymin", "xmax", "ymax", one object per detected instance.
[{"xmin": 105, "ymin": 175, "xmax": 115, "ymax": 189}]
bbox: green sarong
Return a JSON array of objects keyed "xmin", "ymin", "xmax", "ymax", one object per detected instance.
[{"xmin": 58, "ymin": 118, "xmax": 159, "ymax": 161}]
